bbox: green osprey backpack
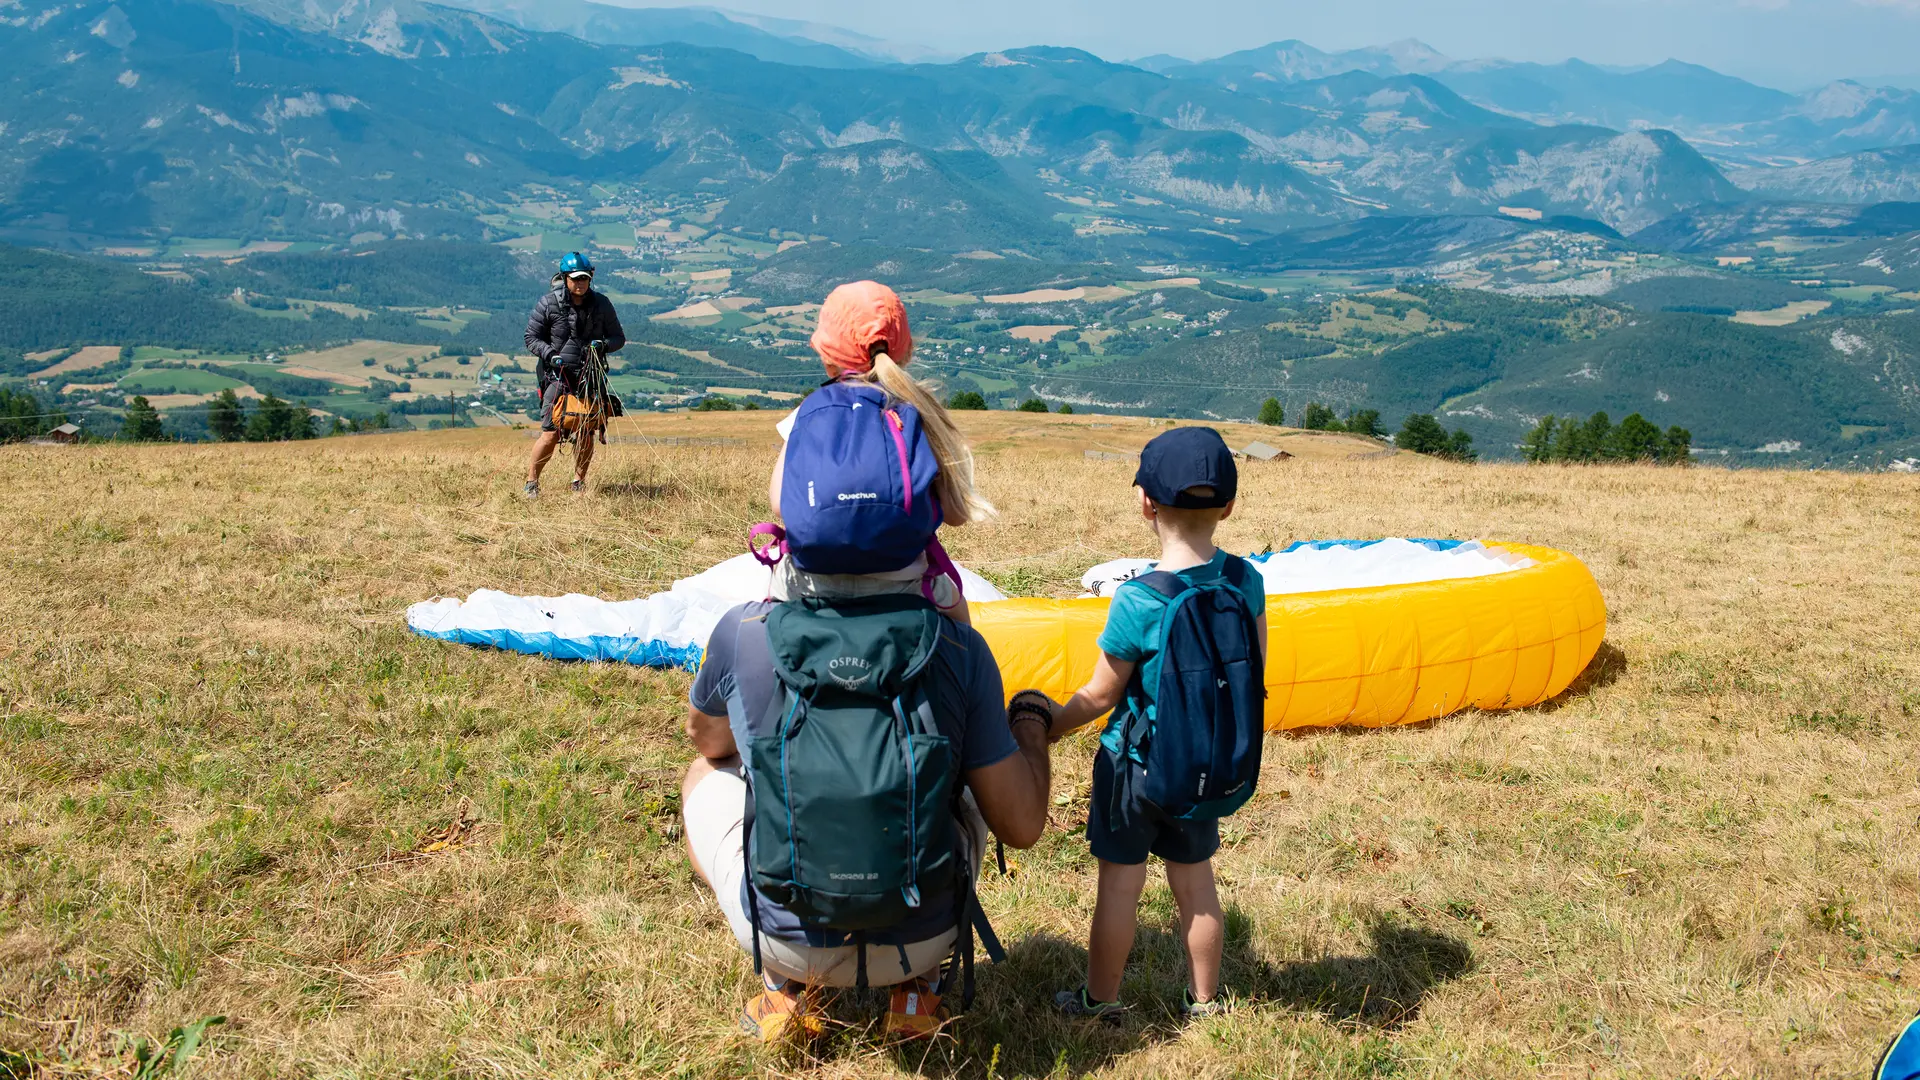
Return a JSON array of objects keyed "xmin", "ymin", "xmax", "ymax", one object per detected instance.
[{"xmin": 744, "ymin": 595, "xmax": 999, "ymax": 997}]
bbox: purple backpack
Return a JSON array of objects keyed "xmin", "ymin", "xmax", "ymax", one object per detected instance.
[{"xmin": 779, "ymin": 381, "xmax": 941, "ymax": 575}]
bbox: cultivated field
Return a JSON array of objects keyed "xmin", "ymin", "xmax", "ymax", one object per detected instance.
[
  {"xmin": 2, "ymin": 412, "xmax": 1917, "ymax": 1079},
  {"xmin": 280, "ymin": 341, "xmax": 489, "ymax": 381},
  {"xmin": 29, "ymin": 346, "xmax": 123, "ymax": 378},
  {"xmin": 1731, "ymin": 301, "xmax": 1833, "ymax": 327}
]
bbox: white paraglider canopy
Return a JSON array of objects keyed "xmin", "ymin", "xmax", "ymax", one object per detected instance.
[{"xmin": 406, "ymin": 539, "xmax": 1530, "ymax": 668}]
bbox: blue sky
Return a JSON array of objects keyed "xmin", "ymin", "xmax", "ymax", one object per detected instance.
[{"xmin": 673, "ymin": 0, "xmax": 1920, "ymax": 89}]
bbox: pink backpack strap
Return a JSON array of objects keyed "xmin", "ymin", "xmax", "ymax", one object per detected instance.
[
  {"xmin": 749, "ymin": 522, "xmax": 787, "ymax": 568},
  {"xmin": 922, "ymin": 534, "xmax": 964, "ymax": 608},
  {"xmin": 885, "ymin": 408, "xmax": 913, "ymax": 514}
]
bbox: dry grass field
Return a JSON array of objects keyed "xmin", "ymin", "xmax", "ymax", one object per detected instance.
[
  {"xmin": 3, "ymin": 411, "xmax": 1918, "ymax": 1079},
  {"xmin": 1730, "ymin": 301, "xmax": 1834, "ymax": 327},
  {"xmin": 29, "ymin": 347, "xmax": 125, "ymax": 378}
]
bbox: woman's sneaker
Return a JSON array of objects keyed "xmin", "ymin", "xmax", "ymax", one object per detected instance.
[
  {"xmin": 739, "ymin": 981, "xmax": 822, "ymax": 1043},
  {"xmin": 1182, "ymin": 987, "xmax": 1227, "ymax": 1018},
  {"xmin": 884, "ymin": 976, "xmax": 946, "ymax": 1040},
  {"xmin": 1053, "ymin": 985, "xmax": 1125, "ymax": 1023}
]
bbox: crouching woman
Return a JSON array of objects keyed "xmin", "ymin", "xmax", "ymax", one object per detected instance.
[{"xmin": 678, "ymin": 280, "xmax": 1050, "ymax": 1042}]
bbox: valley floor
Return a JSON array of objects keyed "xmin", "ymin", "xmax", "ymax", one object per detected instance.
[{"xmin": 2, "ymin": 414, "xmax": 1918, "ymax": 1078}]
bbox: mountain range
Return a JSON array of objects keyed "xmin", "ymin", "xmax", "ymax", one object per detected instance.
[
  {"xmin": 3, "ymin": 0, "xmax": 1920, "ymax": 270},
  {"xmin": 1155, "ymin": 39, "xmax": 1920, "ymax": 169},
  {"xmin": 0, "ymin": 0, "xmax": 1784, "ymax": 251}
]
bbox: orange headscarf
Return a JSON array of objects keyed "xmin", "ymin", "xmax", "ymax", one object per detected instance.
[{"xmin": 809, "ymin": 281, "xmax": 913, "ymax": 375}]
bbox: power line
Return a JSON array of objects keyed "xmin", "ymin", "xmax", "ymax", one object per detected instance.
[{"xmin": 914, "ymin": 359, "xmax": 1298, "ymax": 393}]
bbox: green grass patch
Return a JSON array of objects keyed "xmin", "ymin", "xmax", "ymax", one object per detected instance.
[
  {"xmin": 534, "ymin": 231, "xmax": 589, "ymax": 254},
  {"xmin": 165, "ymin": 237, "xmax": 243, "ymax": 254},
  {"xmin": 608, "ymin": 374, "xmax": 676, "ymax": 396},
  {"xmin": 119, "ymin": 368, "xmax": 246, "ymax": 394},
  {"xmin": 1783, "ymin": 710, "xmax": 1881, "ymax": 737},
  {"xmin": 588, "ymin": 223, "xmax": 636, "ymax": 244}
]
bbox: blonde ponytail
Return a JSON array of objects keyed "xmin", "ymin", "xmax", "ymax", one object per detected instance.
[{"xmin": 860, "ymin": 353, "xmax": 994, "ymax": 527}]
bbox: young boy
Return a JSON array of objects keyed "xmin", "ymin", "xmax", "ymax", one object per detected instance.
[{"xmin": 1026, "ymin": 426, "xmax": 1268, "ymax": 1021}]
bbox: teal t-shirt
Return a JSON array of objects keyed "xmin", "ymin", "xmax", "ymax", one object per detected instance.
[{"xmin": 1094, "ymin": 549, "xmax": 1267, "ymax": 755}]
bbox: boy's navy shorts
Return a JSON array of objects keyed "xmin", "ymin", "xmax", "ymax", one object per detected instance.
[{"xmin": 1087, "ymin": 745, "xmax": 1221, "ymax": 866}]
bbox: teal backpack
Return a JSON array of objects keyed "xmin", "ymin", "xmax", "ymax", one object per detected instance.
[{"xmin": 744, "ymin": 595, "xmax": 1002, "ymax": 999}]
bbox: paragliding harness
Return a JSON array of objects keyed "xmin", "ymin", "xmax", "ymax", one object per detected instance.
[
  {"xmin": 542, "ymin": 343, "xmax": 623, "ymax": 447},
  {"xmin": 741, "ymin": 594, "xmax": 1006, "ymax": 1009}
]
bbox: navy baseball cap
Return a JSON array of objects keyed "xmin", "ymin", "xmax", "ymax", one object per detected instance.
[{"xmin": 1134, "ymin": 427, "xmax": 1238, "ymax": 509}]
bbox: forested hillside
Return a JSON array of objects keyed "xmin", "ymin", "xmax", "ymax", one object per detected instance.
[
  {"xmin": 6, "ymin": 238, "xmax": 1917, "ymax": 463},
  {"xmin": 0, "ymin": 245, "xmax": 456, "ymax": 357}
]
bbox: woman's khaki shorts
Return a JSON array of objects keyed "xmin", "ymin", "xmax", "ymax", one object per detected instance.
[{"xmin": 683, "ymin": 763, "xmax": 986, "ymax": 988}]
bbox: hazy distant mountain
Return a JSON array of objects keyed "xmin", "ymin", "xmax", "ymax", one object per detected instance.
[
  {"xmin": 1440, "ymin": 72, "xmax": 1920, "ymax": 165},
  {"xmin": 710, "ymin": 8, "xmax": 955, "ymax": 65},
  {"xmin": 1191, "ymin": 71, "xmax": 1738, "ymax": 233},
  {"xmin": 432, "ymin": 0, "xmax": 880, "ymax": 68},
  {"xmin": 1433, "ymin": 59, "xmax": 1793, "ymax": 131},
  {"xmin": 1167, "ymin": 39, "xmax": 1920, "ymax": 166},
  {"xmin": 1727, "ymin": 145, "xmax": 1920, "ymax": 204},
  {"xmin": 1126, "ymin": 54, "xmax": 1191, "ymax": 74},
  {"xmin": 232, "ymin": 0, "xmax": 881, "ymax": 67},
  {"xmin": 1763, "ymin": 82, "xmax": 1920, "ymax": 158},
  {"xmin": 1166, "ymin": 38, "xmax": 1452, "ymax": 85}
]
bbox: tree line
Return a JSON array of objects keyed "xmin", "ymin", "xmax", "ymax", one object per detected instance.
[
  {"xmin": 1257, "ymin": 398, "xmax": 1387, "ymax": 439},
  {"xmin": 1254, "ymin": 396, "xmax": 1693, "ymax": 465},
  {"xmin": 0, "ymin": 388, "xmax": 66, "ymax": 441},
  {"xmin": 1521, "ymin": 412, "xmax": 1691, "ymax": 464},
  {"xmin": 943, "ymin": 391, "xmax": 1074, "ymax": 414},
  {"xmin": 1257, "ymin": 396, "xmax": 1479, "ymax": 460},
  {"xmin": 117, "ymin": 389, "xmax": 395, "ymax": 443}
]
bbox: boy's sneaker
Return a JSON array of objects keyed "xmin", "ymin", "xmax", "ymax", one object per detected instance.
[
  {"xmin": 1182, "ymin": 987, "xmax": 1227, "ymax": 1018},
  {"xmin": 523, "ymin": 481, "xmax": 539, "ymax": 500},
  {"xmin": 884, "ymin": 977, "xmax": 946, "ymax": 1040},
  {"xmin": 1053, "ymin": 985, "xmax": 1125, "ymax": 1023},
  {"xmin": 739, "ymin": 981, "xmax": 822, "ymax": 1043},
  {"xmin": 570, "ymin": 478, "xmax": 586, "ymax": 493}
]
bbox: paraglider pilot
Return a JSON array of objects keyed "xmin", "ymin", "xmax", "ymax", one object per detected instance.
[{"xmin": 525, "ymin": 251, "xmax": 625, "ymax": 497}]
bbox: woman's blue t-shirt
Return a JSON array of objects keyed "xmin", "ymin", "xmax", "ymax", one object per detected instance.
[{"xmin": 1093, "ymin": 548, "xmax": 1267, "ymax": 755}]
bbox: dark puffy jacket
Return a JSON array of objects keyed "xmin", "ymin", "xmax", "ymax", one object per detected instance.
[{"xmin": 525, "ymin": 285, "xmax": 626, "ymax": 370}]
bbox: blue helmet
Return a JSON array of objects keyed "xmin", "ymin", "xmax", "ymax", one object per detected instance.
[{"xmin": 559, "ymin": 251, "xmax": 594, "ymax": 278}]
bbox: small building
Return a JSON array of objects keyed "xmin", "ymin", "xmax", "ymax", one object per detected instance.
[
  {"xmin": 1238, "ymin": 441, "xmax": 1291, "ymax": 462},
  {"xmin": 47, "ymin": 423, "xmax": 81, "ymax": 444}
]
